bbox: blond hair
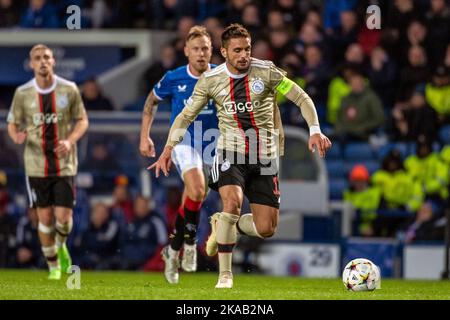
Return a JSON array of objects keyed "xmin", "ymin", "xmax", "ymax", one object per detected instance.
[
  {"xmin": 29, "ymin": 44, "xmax": 53, "ymax": 58},
  {"xmin": 186, "ymin": 25, "xmax": 211, "ymax": 42}
]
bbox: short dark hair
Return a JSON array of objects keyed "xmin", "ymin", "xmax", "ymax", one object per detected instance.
[{"xmin": 221, "ymin": 23, "xmax": 251, "ymax": 48}]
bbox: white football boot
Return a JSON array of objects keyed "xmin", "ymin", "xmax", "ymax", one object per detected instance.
[
  {"xmin": 181, "ymin": 243, "xmax": 197, "ymax": 272},
  {"xmin": 161, "ymin": 245, "xmax": 180, "ymax": 284},
  {"xmin": 215, "ymin": 272, "xmax": 233, "ymax": 289}
]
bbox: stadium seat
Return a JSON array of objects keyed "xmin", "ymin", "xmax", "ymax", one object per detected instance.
[
  {"xmin": 376, "ymin": 142, "xmax": 409, "ymax": 160},
  {"xmin": 363, "ymin": 160, "xmax": 380, "ymax": 174},
  {"xmin": 123, "ymin": 95, "xmax": 146, "ymax": 112},
  {"xmin": 377, "ymin": 141, "xmax": 442, "ymax": 161},
  {"xmin": 439, "ymin": 125, "xmax": 450, "ymax": 145},
  {"xmin": 329, "ymin": 178, "xmax": 348, "ymax": 200},
  {"xmin": 344, "ymin": 142, "xmax": 376, "ymax": 160},
  {"xmin": 326, "ymin": 159, "xmax": 346, "ymax": 179},
  {"xmin": 377, "ymin": 209, "xmax": 411, "ymax": 218},
  {"xmin": 326, "ymin": 141, "xmax": 342, "ymax": 159},
  {"xmin": 404, "ymin": 141, "xmax": 441, "ymax": 157},
  {"xmin": 72, "ymin": 189, "xmax": 90, "ymax": 236}
]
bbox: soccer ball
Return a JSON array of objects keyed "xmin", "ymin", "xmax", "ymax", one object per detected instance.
[{"xmin": 342, "ymin": 258, "xmax": 381, "ymax": 292}]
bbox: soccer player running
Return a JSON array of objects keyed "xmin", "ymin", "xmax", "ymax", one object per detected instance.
[
  {"xmin": 139, "ymin": 26, "xmax": 218, "ymax": 284},
  {"xmin": 149, "ymin": 24, "xmax": 331, "ymax": 288},
  {"xmin": 7, "ymin": 44, "xmax": 88, "ymax": 280}
]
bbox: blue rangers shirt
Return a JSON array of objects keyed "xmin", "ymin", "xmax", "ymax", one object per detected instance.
[{"xmin": 153, "ymin": 64, "xmax": 218, "ymax": 154}]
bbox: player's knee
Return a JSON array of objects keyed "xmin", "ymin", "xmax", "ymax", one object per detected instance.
[
  {"xmin": 257, "ymin": 224, "xmax": 276, "ymax": 238},
  {"xmin": 187, "ymin": 187, "xmax": 205, "ymax": 202},
  {"xmin": 56, "ymin": 216, "xmax": 71, "ymax": 225},
  {"xmin": 222, "ymin": 198, "xmax": 242, "ymax": 214},
  {"xmin": 39, "ymin": 215, "xmax": 53, "ymax": 226}
]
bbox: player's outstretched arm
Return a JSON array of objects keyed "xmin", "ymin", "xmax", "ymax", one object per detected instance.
[
  {"xmin": 140, "ymin": 91, "xmax": 159, "ymax": 157},
  {"xmin": 276, "ymin": 77, "xmax": 332, "ymax": 158}
]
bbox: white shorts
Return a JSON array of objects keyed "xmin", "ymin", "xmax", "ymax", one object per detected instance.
[{"xmin": 171, "ymin": 144, "xmax": 203, "ymax": 180}]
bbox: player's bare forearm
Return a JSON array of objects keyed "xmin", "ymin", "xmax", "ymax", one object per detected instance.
[
  {"xmin": 7, "ymin": 123, "xmax": 18, "ymax": 141},
  {"xmin": 7, "ymin": 123, "xmax": 26, "ymax": 144},
  {"xmin": 143, "ymin": 90, "xmax": 159, "ymax": 118},
  {"xmin": 141, "ymin": 91, "xmax": 157, "ymax": 141},
  {"xmin": 55, "ymin": 115, "xmax": 88, "ymax": 157},
  {"xmin": 140, "ymin": 112, "xmax": 156, "ymax": 157},
  {"xmin": 140, "ymin": 91, "xmax": 158, "ymax": 157},
  {"xmin": 141, "ymin": 112, "xmax": 154, "ymax": 139},
  {"xmin": 67, "ymin": 113, "xmax": 89, "ymax": 146},
  {"xmin": 141, "ymin": 112, "xmax": 154, "ymax": 141}
]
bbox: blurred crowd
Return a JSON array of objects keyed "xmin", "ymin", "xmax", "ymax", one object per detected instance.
[
  {"xmin": 344, "ymin": 142, "xmax": 449, "ymax": 240},
  {"xmin": 1, "ymin": 0, "xmax": 449, "ymax": 136}
]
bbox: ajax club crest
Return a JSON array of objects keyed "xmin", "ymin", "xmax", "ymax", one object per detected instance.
[
  {"xmin": 57, "ymin": 93, "xmax": 69, "ymax": 109},
  {"xmin": 251, "ymin": 78, "xmax": 264, "ymax": 94}
]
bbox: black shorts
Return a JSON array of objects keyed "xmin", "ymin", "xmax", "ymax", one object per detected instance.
[
  {"xmin": 209, "ymin": 150, "xmax": 281, "ymax": 209},
  {"xmin": 26, "ymin": 176, "xmax": 76, "ymax": 209}
]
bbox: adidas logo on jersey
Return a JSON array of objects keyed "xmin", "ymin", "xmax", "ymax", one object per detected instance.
[{"xmin": 177, "ymin": 85, "xmax": 187, "ymax": 92}]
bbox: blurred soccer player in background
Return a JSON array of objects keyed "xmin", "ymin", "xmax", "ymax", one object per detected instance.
[{"xmin": 7, "ymin": 44, "xmax": 88, "ymax": 280}]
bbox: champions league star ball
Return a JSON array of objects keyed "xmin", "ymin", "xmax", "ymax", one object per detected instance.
[{"xmin": 342, "ymin": 258, "xmax": 381, "ymax": 292}]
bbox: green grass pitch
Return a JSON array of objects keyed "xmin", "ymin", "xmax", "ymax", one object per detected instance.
[{"xmin": 1, "ymin": 270, "xmax": 450, "ymax": 300}]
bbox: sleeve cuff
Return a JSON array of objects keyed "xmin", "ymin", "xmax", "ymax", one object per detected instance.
[
  {"xmin": 309, "ymin": 125, "xmax": 321, "ymax": 136},
  {"xmin": 152, "ymin": 89, "xmax": 163, "ymax": 101}
]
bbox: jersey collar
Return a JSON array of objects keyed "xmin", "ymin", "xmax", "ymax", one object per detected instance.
[
  {"xmin": 33, "ymin": 75, "xmax": 58, "ymax": 94},
  {"xmin": 224, "ymin": 63, "xmax": 247, "ymax": 79},
  {"xmin": 187, "ymin": 64, "xmax": 211, "ymax": 79}
]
